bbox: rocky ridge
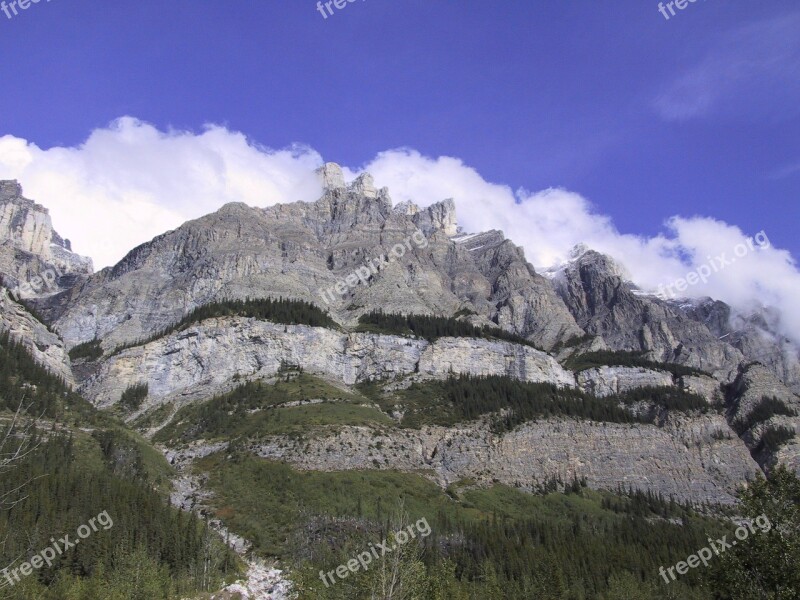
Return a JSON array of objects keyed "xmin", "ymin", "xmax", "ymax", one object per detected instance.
[{"xmin": 80, "ymin": 317, "xmax": 575, "ymax": 409}]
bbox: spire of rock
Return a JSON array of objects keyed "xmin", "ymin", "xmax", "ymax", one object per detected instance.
[
  {"xmin": 348, "ymin": 173, "xmax": 377, "ymax": 199},
  {"xmin": 316, "ymin": 162, "xmax": 345, "ymax": 190}
]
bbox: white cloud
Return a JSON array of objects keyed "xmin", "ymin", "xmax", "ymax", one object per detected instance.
[
  {"xmin": 1, "ymin": 119, "xmax": 799, "ymax": 345},
  {"xmin": 0, "ymin": 117, "xmax": 323, "ymax": 268},
  {"xmin": 363, "ymin": 149, "xmax": 800, "ymax": 345}
]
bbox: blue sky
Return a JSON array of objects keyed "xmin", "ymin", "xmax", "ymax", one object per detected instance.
[
  {"xmin": 0, "ymin": 1, "xmax": 799, "ymax": 338},
  {"xmin": 0, "ymin": 1, "xmax": 798, "ymax": 248}
]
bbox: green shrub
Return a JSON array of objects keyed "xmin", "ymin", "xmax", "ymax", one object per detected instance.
[
  {"xmin": 68, "ymin": 338, "xmax": 103, "ymax": 361},
  {"xmin": 120, "ymin": 382, "xmax": 149, "ymax": 410},
  {"xmin": 357, "ymin": 310, "xmax": 542, "ymax": 349}
]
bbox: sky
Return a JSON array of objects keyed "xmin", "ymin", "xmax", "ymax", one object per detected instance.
[{"xmin": 0, "ymin": 1, "xmax": 798, "ymax": 341}]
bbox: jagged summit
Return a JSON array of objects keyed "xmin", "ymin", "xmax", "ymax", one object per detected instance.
[
  {"xmin": 0, "ymin": 180, "xmax": 93, "ymax": 297},
  {"xmin": 316, "ymin": 162, "xmax": 346, "ymax": 189},
  {"xmin": 316, "ymin": 162, "xmax": 383, "ymax": 200},
  {"xmin": 0, "ymin": 179, "xmax": 24, "ymax": 199},
  {"xmin": 3, "ymin": 178, "xmax": 798, "ymax": 396}
]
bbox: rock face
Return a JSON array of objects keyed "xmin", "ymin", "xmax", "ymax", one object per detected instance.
[
  {"xmin": 682, "ymin": 298, "xmax": 800, "ymax": 394},
  {"xmin": 42, "ymin": 165, "xmax": 582, "ymax": 353},
  {"xmin": 725, "ymin": 363, "xmax": 800, "ymax": 471},
  {"xmin": 248, "ymin": 413, "xmax": 758, "ymax": 505},
  {"xmin": 0, "ymin": 180, "xmax": 93, "ymax": 301},
  {"xmin": 79, "ymin": 317, "xmax": 574, "ymax": 408},
  {"xmin": 576, "ymin": 366, "xmax": 674, "ymax": 397},
  {"xmin": 0, "ymin": 181, "xmax": 52, "ymax": 257},
  {"xmin": 3, "ymin": 175, "xmax": 800, "ymax": 510},
  {"xmin": 552, "ymin": 248, "xmax": 743, "ymax": 379},
  {"xmin": 0, "ymin": 288, "xmax": 74, "ymax": 385}
]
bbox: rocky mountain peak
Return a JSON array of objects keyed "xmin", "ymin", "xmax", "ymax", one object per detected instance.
[
  {"xmin": 316, "ymin": 162, "xmax": 346, "ymax": 189},
  {"xmin": 0, "ymin": 181, "xmax": 93, "ymax": 300},
  {"xmin": 349, "ymin": 172, "xmax": 377, "ymax": 199},
  {"xmin": 0, "ymin": 179, "xmax": 24, "ymax": 200},
  {"xmin": 569, "ymin": 246, "xmax": 629, "ymax": 281},
  {"xmin": 0, "ymin": 179, "xmax": 53, "ymax": 256}
]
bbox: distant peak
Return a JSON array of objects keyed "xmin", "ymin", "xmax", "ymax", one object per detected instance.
[
  {"xmin": 569, "ymin": 243, "xmax": 591, "ymax": 260},
  {"xmin": 348, "ymin": 172, "xmax": 377, "ymax": 199},
  {"xmin": 0, "ymin": 180, "xmax": 22, "ymax": 198},
  {"xmin": 316, "ymin": 162, "xmax": 345, "ymax": 190}
]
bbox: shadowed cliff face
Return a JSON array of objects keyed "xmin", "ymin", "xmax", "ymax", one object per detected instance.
[
  {"xmin": 682, "ymin": 298, "xmax": 800, "ymax": 394},
  {"xmin": 552, "ymin": 249, "xmax": 743, "ymax": 379}
]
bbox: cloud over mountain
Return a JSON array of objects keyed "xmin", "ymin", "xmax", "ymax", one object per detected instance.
[{"xmin": 1, "ymin": 118, "xmax": 798, "ymax": 344}]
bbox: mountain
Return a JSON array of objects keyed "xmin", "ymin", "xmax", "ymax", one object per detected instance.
[
  {"xmin": 0, "ymin": 180, "xmax": 92, "ymax": 297},
  {"xmin": 35, "ymin": 164, "xmax": 583, "ymax": 356},
  {"xmin": 2, "ymin": 168, "xmax": 799, "ymax": 598}
]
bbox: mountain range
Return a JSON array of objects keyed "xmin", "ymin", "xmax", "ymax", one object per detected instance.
[{"xmin": 2, "ymin": 164, "xmax": 799, "ymax": 597}]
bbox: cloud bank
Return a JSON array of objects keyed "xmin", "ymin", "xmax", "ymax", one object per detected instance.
[{"xmin": 1, "ymin": 118, "xmax": 798, "ymax": 344}]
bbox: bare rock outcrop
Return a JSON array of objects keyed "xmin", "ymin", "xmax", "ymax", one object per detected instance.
[
  {"xmin": 577, "ymin": 366, "xmax": 674, "ymax": 397},
  {"xmin": 80, "ymin": 317, "xmax": 575, "ymax": 408},
  {"xmin": 248, "ymin": 413, "xmax": 758, "ymax": 505},
  {"xmin": 0, "ymin": 288, "xmax": 74, "ymax": 385}
]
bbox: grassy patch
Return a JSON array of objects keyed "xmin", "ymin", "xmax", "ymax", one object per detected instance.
[
  {"xmin": 196, "ymin": 453, "xmax": 456, "ymax": 555},
  {"xmin": 131, "ymin": 402, "xmax": 175, "ymax": 430},
  {"xmin": 154, "ymin": 373, "xmax": 390, "ymax": 443}
]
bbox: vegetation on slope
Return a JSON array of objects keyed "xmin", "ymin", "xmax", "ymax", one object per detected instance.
[
  {"xmin": 68, "ymin": 338, "xmax": 103, "ymax": 361},
  {"xmin": 356, "ymin": 310, "xmax": 542, "ymax": 349},
  {"xmin": 361, "ymin": 375, "xmax": 710, "ymax": 432},
  {"xmin": 0, "ymin": 331, "xmax": 95, "ymax": 422},
  {"xmin": 711, "ymin": 465, "xmax": 800, "ymax": 598},
  {"xmin": 153, "ymin": 371, "xmax": 391, "ymax": 443},
  {"xmin": 734, "ymin": 396, "xmax": 798, "ymax": 433},
  {"xmin": 0, "ymin": 330, "xmax": 241, "ymax": 599},
  {"xmin": 564, "ymin": 349, "xmax": 709, "ymax": 377},
  {"xmin": 755, "ymin": 425, "xmax": 797, "ymax": 455},
  {"xmin": 112, "ymin": 296, "xmax": 338, "ymax": 354},
  {"xmin": 197, "ymin": 452, "xmax": 724, "ymax": 599}
]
